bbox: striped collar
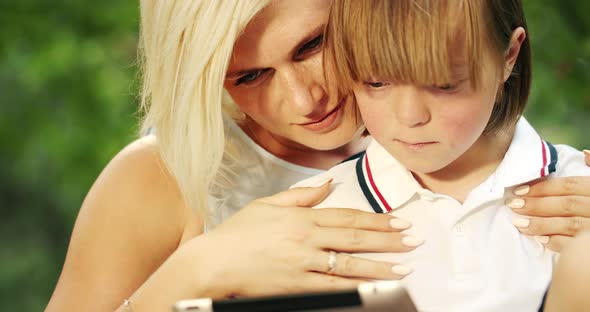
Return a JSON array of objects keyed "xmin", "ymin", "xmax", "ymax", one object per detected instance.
[
  {"xmin": 356, "ymin": 117, "xmax": 558, "ymax": 214},
  {"xmin": 355, "ymin": 142, "xmax": 422, "ymax": 214},
  {"xmin": 493, "ymin": 117, "xmax": 558, "ymax": 188}
]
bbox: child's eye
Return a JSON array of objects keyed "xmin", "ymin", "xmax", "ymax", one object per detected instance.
[
  {"xmin": 433, "ymin": 78, "xmax": 469, "ymax": 93},
  {"xmin": 436, "ymin": 83, "xmax": 455, "ymax": 91},
  {"xmin": 365, "ymin": 81, "xmax": 390, "ymax": 89}
]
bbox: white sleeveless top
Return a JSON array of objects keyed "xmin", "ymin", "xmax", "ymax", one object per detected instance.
[{"xmin": 206, "ymin": 119, "xmax": 325, "ymax": 229}]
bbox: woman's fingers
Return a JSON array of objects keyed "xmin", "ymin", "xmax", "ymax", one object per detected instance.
[
  {"xmin": 239, "ymin": 273, "xmax": 363, "ymax": 298},
  {"xmin": 508, "ymin": 176, "xmax": 590, "ymax": 238},
  {"xmin": 512, "ymin": 216, "xmax": 590, "ymax": 237},
  {"xmin": 300, "ymin": 273, "xmax": 364, "ymax": 293},
  {"xmin": 508, "ymin": 195, "xmax": 590, "ymax": 218},
  {"xmin": 310, "ymin": 227, "xmax": 422, "ymax": 253},
  {"xmin": 311, "ymin": 208, "xmax": 411, "ymax": 231},
  {"xmin": 265, "ymin": 186, "xmax": 414, "ymax": 233},
  {"xmin": 540, "ymin": 235, "xmax": 571, "ymax": 252},
  {"xmin": 304, "ymin": 251, "xmax": 411, "ymax": 280},
  {"xmin": 260, "ymin": 180, "xmax": 333, "ymax": 207},
  {"xmin": 514, "ymin": 176, "xmax": 590, "ymax": 198}
]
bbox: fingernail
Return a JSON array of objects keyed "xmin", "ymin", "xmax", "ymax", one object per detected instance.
[
  {"xmin": 401, "ymin": 236, "xmax": 424, "ymax": 247},
  {"xmin": 312, "ymin": 178, "xmax": 333, "ymax": 187},
  {"xmin": 506, "ymin": 198, "xmax": 525, "ymax": 209},
  {"xmin": 391, "ymin": 264, "xmax": 413, "ymax": 276},
  {"xmin": 389, "ymin": 218, "xmax": 411, "ymax": 230},
  {"xmin": 512, "ymin": 218, "xmax": 530, "ymax": 228},
  {"xmin": 513, "ymin": 185, "xmax": 530, "ymax": 196},
  {"xmin": 534, "ymin": 235, "xmax": 550, "ymax": 244}
]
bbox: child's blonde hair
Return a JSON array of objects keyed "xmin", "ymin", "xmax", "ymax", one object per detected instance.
[
  {"xmin": 138, "ymin": 0, "xmax": 270, "ymax": 218},
  {"xmin": 324, "ymin": 0, "xmax": 531, "ymax": 134}
]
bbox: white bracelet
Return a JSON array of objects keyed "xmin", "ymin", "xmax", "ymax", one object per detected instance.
[{"xmin": 122, "ymin": 299, "xmax": 132, "ymax": 311}]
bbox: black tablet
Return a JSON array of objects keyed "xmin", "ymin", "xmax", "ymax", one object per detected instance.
[{"xmin": 173, "ymin": 281, "xmax": 417, "ymax": 312}]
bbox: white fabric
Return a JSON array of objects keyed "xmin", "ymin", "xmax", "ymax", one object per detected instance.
[
  {"xmin": 293, "ymin": 117, "xmax": 590, "ymax": 312},
  {"xmin": 206, "ymin": 118, "xmax": 325, "ymax": 229}
]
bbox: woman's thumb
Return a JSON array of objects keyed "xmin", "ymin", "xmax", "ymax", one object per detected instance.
[{"xmin": 261, "ymin": 178, "xmax": 333, "ymax": 207}]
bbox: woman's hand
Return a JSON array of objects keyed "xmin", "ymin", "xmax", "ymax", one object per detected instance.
[
  {"xmin": 199, "ymin": 181, "xmax": 421, "ymax": 298},
  {"xmin": 508, "ymin": 151, "xmax": 590, "ymax": 251}
]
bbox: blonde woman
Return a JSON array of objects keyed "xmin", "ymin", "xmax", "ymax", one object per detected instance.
[{"xmin": 46, "ymin": 0, "xmax": 590, "ymax": 311}]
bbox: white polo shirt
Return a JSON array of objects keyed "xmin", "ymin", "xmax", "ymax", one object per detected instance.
[{"xmin": 293, "ymin": 118, "xmax": 590, "ymax": 312}]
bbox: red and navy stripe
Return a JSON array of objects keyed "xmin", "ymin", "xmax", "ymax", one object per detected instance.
[
  {"xmin": 540, "ymin": 139, "xmax": 558, "ymax": 177},
  {"xmin": 355, "ymin": 153, "xmax": 393, "ymax": 214}
]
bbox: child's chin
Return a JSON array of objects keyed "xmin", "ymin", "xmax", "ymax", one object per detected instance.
[{"xmin": 403, "ymin": 161, "xmax": 448, "ymax": 176}]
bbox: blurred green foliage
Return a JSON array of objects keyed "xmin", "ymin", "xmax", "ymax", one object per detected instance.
[
  {"xmin": 526, "ymin": 1, "xmax": 590, "ymax": 146},
  {"xmin": 1, "ymin": 1, "xmax": 588, "ymax": 311},
  {"xmin": 1, "ymin": 1, "xmax": 139, "ymax": 311}
]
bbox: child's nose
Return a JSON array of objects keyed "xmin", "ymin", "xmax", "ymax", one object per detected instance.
[{"xmin": 395, "ymin": 87, "xmax": 431, "ymax": 128}]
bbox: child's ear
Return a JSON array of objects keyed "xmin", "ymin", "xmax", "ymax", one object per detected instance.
[{"xmin": 503, "ymin": 27, "xmax": 526, "ymax": 82}]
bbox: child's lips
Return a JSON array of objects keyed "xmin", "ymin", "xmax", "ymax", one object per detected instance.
[{"xmin": 395, "ymin": 139, "xmax": 438, "ymax": 150}]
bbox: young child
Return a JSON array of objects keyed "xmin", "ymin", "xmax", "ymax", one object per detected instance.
[{"xmin": 293, "ymin": 0, "xmax": 590, "ymax": 311}]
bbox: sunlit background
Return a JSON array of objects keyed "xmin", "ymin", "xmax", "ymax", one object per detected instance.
[{"xmin": 1, "ymin": 2, "xmax": 589, "ymax": 311}]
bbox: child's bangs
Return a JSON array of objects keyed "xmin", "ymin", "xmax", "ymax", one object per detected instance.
[{"xmin": 326, "ymin": 0, "xmax": 487, "ymax": 92}]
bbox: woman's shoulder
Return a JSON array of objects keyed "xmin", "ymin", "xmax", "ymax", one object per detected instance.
[
  {"xmin": 109, "ymin": 135, "xmax": 170, "ymax": 187},
  {"xmin": 79, "ymin": 135, "xmax": 203, "ymax": 250},
  {"xmin": 94, "ymin": 135, "xmax": 203, "ymax": 240}
]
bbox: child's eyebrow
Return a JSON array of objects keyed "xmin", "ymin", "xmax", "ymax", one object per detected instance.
[{"xmin": 449, "ymin": 62, "xmax": 469, "ymax": 75}]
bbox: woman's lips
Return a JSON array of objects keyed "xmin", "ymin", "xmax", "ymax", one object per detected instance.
[{"xmin": 298, "ymin": 102, "xmax": 344, "ymax": 132}]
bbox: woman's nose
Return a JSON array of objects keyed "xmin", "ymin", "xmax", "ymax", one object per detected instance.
[{"xmin": 280, "ymin": 65, "xmax": 327, "ymax": 117}]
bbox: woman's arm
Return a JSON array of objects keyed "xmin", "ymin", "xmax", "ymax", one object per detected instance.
[
  {"xmin": 543, "ymin": 230, "xmax": 590, "ymax": 311},
  {"xmin": 47, "ymin": 137, "xmax": 420, "ymax": 312},
  {"xmin": 509, "ymin": 151, "xmax": 590, "ymax": 251},
  {"xmin": 46, "ymin": 136, "xmax": 204, "ymax": 311}
]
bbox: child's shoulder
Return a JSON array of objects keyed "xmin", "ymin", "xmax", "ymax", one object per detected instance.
[
  {"xmin": 291, "ymin": 157, "xmax": 373, "ymax": 210},
  {"xmin": 291, "ymin": 156, "xmax": 361, "ymax": 189},
  {"xmin": 553, "ymin": 144, "xmax": 590, "ymax": 177}
]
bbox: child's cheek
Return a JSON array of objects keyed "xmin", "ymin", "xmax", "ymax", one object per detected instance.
[
  {"xmin": 358, "ymin": 103, "xmax": 388, "ymax": 139},
  {"xmin": 439, "ymin": 104, "xmax": 489, "ymax": 149}
]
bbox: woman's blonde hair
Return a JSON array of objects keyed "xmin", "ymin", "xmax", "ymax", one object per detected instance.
[
  {"xmin": 138, "ymin": 0, "xmax": 270, "ymax": 218},
  {"xmin": 325, "ymin": 0, "xmax": 531, "ymax": 134}
]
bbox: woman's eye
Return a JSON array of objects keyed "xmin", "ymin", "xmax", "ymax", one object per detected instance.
[
  {"xmin": 365, "ymin": 81, "xmax": 389, "ymax": 89},
  {"xmin": 235, "ymin": 70, "xmax": 264, "ymax": 86},
  {"xmin": 297, "ymin": 35, "xmax": 323, "ymax": 56}
]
